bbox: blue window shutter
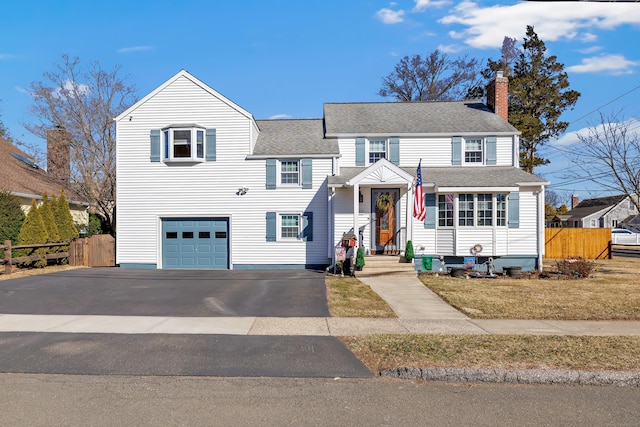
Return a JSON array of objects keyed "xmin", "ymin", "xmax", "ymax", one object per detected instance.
[
  {"xmin": 486, "ymin": 136, "xmax": 497, "ymax": 165},
  {"xmin": 452, "ymin": 137, "xmax": 462, "ymax": 165},
  {"xmin": 355, "ymin": 138, "xmax": 365, "ymax": 166},
  {"xmin": 301, "ymin": 158, "xmax": 312, "ymax": 189},
  {"xmin": 150, "ymin": 130, "xmax": 161, "ymax": 162},
  {"xmin": 424, "ymin": 193, "xmax": 436, "ymax": 229},
  {"xmin": 206, "ymin": 128, "xmax": 216, "ymax": 161},
  {"xmin": 266, "ymin": 212, "xmax": 277, "ymax": 241},
  {"xmin": 389, "ymin": 137, "xmax": 400, "ymax": 165},
  {"xmin": 266, "ymin": 159, "xmax": 276, "ymax": 190},
  {"xmin": 302, "ymin": 211, "xmax": 313, "ymax": 241},
  {"xmin": 508, "ymin": 192, "xmax": 520, "ymax": 228}
]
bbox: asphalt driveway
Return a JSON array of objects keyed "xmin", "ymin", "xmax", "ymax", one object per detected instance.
[
  {"xmin": 0, "ymin": 268, "xmax": 330, "ymax": 317},
  {"xmin": 0, "ymin": 268, "xmax": 373, "ymax": 377}
]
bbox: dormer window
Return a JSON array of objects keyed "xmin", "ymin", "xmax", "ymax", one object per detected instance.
[{"xmin": 163, "ymin": 127, "xmax": 205, "ymax": 162}]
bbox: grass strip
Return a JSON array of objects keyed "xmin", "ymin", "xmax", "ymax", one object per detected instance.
[
  {"xmin": 342, "ymin": 334, "xmax": 640, "ymax": 373},
  {"xmin": 326, "ymin": 275, "xmax": 396, "ymax": 318}
]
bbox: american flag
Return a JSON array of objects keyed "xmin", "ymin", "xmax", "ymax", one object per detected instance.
[{"xmin": 413, "ymin": 161, "xmax": 426, "ymax": 221}]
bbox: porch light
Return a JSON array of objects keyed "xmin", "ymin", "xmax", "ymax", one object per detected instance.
[{"xmin": 359, "ymin": 191, "xmax": 364, "ymax": 203}]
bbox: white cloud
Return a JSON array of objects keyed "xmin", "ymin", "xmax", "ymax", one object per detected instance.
[
  {"xmin": 552, "ymin": 117, "xmax": 640, "ymax": 147},
  {"xmin": 376, "ymin": 7, "xmax": 405, "ymax": 24},
  {"xmin": 14, "ymin": 86, "xmax": 29, "ymax": 94},
  {"xmin": 269, "ymin": 114, "xmax": 292, "ymax": 120},
  {"xmin": 578, "ymin": 45, "xmax": 602, "ymax": 54},
  {"xmin": 118, "ymin": 46, "xmax": 154, "ymax": 53},
  {"xmin": 0, "ymin": 54, "xmax": 16, "ymax": 60},
  {"xmin": 438, "ymin": 44, "xmax": 462, "ymax": 53},
  {"xmin": 580, "ymin": 32, "xmax": 598, "ymax": 43},
  {"xmin": 439, "ymin": 1, "xmax": 640, "ymax": 49},
  {"xmin": 413, "ymin": 0, "xmax": 450, "ymax": 12},
  {"xmin": 53, "ymin": 79, "xmax": 90, "ymax": 99},
  {"xmin": 566, "ymin": 54, "xmax": 638, "ymax": 75}
]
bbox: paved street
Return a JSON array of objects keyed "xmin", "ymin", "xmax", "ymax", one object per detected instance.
[{"xmin": 2, "ymin": 375, "xmax": 639, "ymax": 426}]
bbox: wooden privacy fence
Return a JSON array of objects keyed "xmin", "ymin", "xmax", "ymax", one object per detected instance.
[
  {"xmin": 1, "ymin": 234, "xmax": 115, "ymax": 275},
  {"xmin": 545, "ymin": 228, "xmax": 612, "ymax": 259},
  {"xmin": 69, "ymin": 235, "xmax": 116, "ymax": 267}
]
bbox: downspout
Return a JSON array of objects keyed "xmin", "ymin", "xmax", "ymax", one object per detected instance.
[
  {"xmin": 537, "ymin": 187, "xmax": 545, "ymax": 271},
  {"xmin": 353, "ymin": 184, "xmax": 360, "ymax": 246},
  {"xmin": 329, "ymin": 186, "xmax": 335, "ymax": 261}
]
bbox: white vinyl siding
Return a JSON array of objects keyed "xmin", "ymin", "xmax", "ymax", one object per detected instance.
[{"xmin": 116, "ymin": 73, "xmax": 331, "ymax": 267}]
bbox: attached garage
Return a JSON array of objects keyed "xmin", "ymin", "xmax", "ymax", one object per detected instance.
[{"xmin": 162, "ymin": 218, "xmax": 229, "ymax": 269}]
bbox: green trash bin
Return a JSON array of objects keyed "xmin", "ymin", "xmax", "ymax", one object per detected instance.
[{"xmin": 422, "ymin": 256, "xmax": 432, "ymax": 271}]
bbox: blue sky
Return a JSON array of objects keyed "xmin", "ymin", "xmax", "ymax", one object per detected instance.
[{"xmin": 2, "ymin": 0, "xmax": 639, "ymax": 204}]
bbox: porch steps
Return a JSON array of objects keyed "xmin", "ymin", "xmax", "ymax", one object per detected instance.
[{"xmin": 356, "ymin": 255, "xmax": 416, "ymax": 278}]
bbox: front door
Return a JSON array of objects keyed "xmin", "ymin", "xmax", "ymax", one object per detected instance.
[{"xmin": 372, "ymin": 189, "xmax": 399, "ymax": 253}]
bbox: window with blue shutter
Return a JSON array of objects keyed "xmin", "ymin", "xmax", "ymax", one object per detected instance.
[
  {"xmin": 508, "ymin": 192, "xmax": 520, "ymax": 228},
  {"xmin": 206, "ymin": 128, "xmax": 216, "ymax": 161},
  {"xmin": 451, "ymin": 137, "xmax": 462, "ymax": 166},
  {"xmin": 150, "ymin": 130, "xmax": 161, "ymax": 162},
  {"xmin": 356, "ymin": 138, "xmax": 365, "ymax": 166},
  {"xmin": 266, "ymin": 212, "xmax": 277, "ymax": 241},
  {"xmin": 424, "ymin": 193, "xmax": 436, "ymax": 229},
  {"xmin": 302, "ymin": 211, "xmax": 313, "ymax": 241},
  {"xmin": 266, "ymin": 159, "xmax": 276, "ymax": 190},
  {"xmin": 389, "ymin": 137, "xmax": 400, "ymax": 165},
  {"xmin": 486, "ymin": 136, "xmax": 497, "ymax": 165},
  {"xmin": 301, "ymin": 158, "xmax": 312, "ymax": 189}
]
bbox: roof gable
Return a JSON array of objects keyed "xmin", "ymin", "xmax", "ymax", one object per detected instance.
[{"xmin": 115, "ymin": 69, "xmax": 254, "ymax": 122}]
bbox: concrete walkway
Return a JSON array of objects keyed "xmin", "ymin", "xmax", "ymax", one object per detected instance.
[{"xmin": 0, "ymin": 273, "xmax": 639, "ymax": 336}]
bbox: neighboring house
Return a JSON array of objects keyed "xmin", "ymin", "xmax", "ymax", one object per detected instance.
[
  {"xmin": 0, "ymin": 133, "xmax": 89, "ymax": 227},
  {"xmin": 554, "ymin": 194, "xmax": 639, "ymax": 229},
  {"xmin": 115, "ymin": 70, "xmax": 548, "ymax": 272}
]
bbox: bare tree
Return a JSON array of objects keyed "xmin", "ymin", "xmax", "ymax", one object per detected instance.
[
  {"xmin": 25, "ymin": 55, "xmax": 137, "ymax": 233},
  {"xmin": 379, "ymin": 49, "xmax": 481, "ymax": 101},
  {"xmin": 569, "ymin": 110, "xmax": 640, "ymax": 211}
]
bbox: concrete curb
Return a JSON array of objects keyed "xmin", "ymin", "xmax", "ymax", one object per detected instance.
[{"xmin": 380, "ymin": 367, "xmax": 640, "ymax": 387}]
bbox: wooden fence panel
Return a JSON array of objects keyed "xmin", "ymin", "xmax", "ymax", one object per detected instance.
[
  {"xmin": 69, "ymin": 235, "xmax": 115, "ymax": 267},
  {"xmin": 545, "ymin": 228, "xmax": 611, "ymax": 259},
  {"xmin": 88, "ymin": 234, "xmax": 115, "ymax": 267}
]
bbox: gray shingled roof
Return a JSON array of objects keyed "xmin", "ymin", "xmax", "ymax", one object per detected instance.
[
  {"xmin": 329, "ymin": 166, "xmax": 547, "ymax": 187},
  {"xmin": 324, "ymin": 101, "xmax": 519, "ymax": 136},
  {"xmin": 254, "ymin": 119, "xmax": 339, "ymax": 156},
  {"xmin": 563, "ymin": 195, "xmax": 627, "ymax": 221}
]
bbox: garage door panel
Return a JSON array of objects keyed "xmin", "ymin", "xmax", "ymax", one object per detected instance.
[{"xmin": 162, "ymin": 218, "xmax": 229, "ymax": 269}]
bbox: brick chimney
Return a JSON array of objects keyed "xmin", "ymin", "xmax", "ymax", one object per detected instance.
[
  {"xmin": 571, "ymin": 194, "xmax": 579, "ymax": 209},
  {"xmin": 46, "ymin": 126, "xmax": 71, "ymax": 183},
  {"xmin": 486, "ymin": 70, "xmax": 509, "ymax": 122}
]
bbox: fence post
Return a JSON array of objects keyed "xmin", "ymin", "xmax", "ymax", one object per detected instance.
[
  {"xmin": 83, "ymin": 237, "xmax": 89, "ymax": 267},
  {"xmin": 3, "ymin": 240, "xmax": 12, "ymax": 275}
]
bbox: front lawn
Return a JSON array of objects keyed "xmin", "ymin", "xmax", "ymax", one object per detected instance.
[
  {"xmin": 418, "ymin": 257, "xmax": 640, "ymax": 320},
  {"xmin": 325, "ymin": 275, "xmax": 396, "ymax": 318}
]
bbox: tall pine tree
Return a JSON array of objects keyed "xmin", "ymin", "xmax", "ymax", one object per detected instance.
[
  {"xmin": 54, "ymin": 190, "xmax": 79, "ymax": 242},
  {"xmin": 17, "ymin": 199, "xmax": 49, "ymax": 267},
  {"xmin": 509, "ymin": 26, "xmax": 581, "ymax": 173},
  {"xmin": 38, "ymin": 193, "xmax": 60, "ymax": 243}
]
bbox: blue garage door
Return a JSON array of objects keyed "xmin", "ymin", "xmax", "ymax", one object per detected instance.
[{"xmin": 162, "ymin": 218, "xmax": 229, "ymax": 269}]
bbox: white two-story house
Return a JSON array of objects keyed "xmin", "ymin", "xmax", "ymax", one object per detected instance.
[{"xmin": 115, "ymin": 70, "xmax": 548, "ymax": 272}]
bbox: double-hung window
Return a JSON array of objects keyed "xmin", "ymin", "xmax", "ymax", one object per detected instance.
[
  {"xmin": 438, "ymin": 194, "xmax": 454, "ymax": 227},
  {"xmin": 369, "ymin": 139, "xmax": 386, "ymax": 164},
  {"xmin": 464, "ymin": 138, "xmax": 483, "ymax": 164},
  {"xmin": 459, "ymin": 194, "xmax": 474, "ymax": 226},
  {"xmin": 477, "ymin": 194, "xmax": 493, "ymax": 226},
  {"xmin": 163, "ymin": 127, "xmax": 205, "ymax": 161},
  {"xmin": 496, "ymin": 194, "xmax": 507, "ymax": 226},
  {"xmin": 281, "ymin": 215, "xmax": 300, "ymax": 239},
  {"xmin": 281, "ymin": 161, "xmax": 299, "ymax": 185}
]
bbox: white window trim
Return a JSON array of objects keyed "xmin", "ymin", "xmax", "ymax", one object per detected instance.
[
  {"xmin": 367, "ymin": 138, "xmax": 388, "ymax": 165},
  {"xmin": 279, "ymin": 160, "xmax": 301, "ymax": 187},
  {"xmin": 162, "ymin": 127, "xmax": 205, "ymax": 162},
  {"xmin": 463, "ymin": 137, "xmax": 484, "ymax": 166},
  {"xmin": 279, "ymin": 213, "xmax": 303, "ymax": 240},
  {"xmin": 439, "ymin": 193, "xmax": 508, "ymax": 228}
]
